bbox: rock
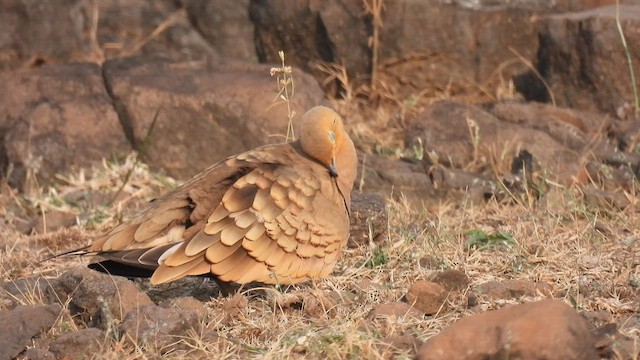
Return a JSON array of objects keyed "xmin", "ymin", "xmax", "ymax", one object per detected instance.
[
  {"xmin": 405, "ymin": 281, "xmax": 447, "ymax": 315},
  {"xmin": 474, "ymin": 279, "xmax": 552, "ymax": 301},
  {"xmin": 352, "ymin": 279, "xmax": 386, "ymax": 299},
  {"xmin": 0, "ymin": 63, "xmax": 131, "ymax": 189},
  {"xmin": 408, "ymin": 102, "xmax": 581, "ymax": 181},
  {"xmin": 430, "ymin": 269, "xmax": 470, "ymax": 292},
  {"xmin": 181, "ymin": 0, "xmax": 257, "ymax": 63},
  {"xmin": 102, "ymin": 57, "xmax": 326, "ymax": 180},
  {"xmin": 0, "ymin": 0, "xmax": 92, "ymax": 72},
  {"xmin": 2, "ymin": 276, "xmax": 59, "ymax": 308},
  {"xmin": 367, "ymin": 302, "xmax": 423, "ymax": 320},
  {"xmin": 377, "ymin": 334, "xmax": 420, "ymax": 357},
  {"xmin": 222, "ymin": 293, "xmax": 249, "ymax": 319},
  {"xmin": 250, "ymin": 0, "xmax": 543, "ymax": 93},
  {"xmin": 417, "ymin": 299, "xmax": 599, "ymax": 360},
  {"xmin": 31, "ymin": 210, "xmax": 77, "ymax": 234},
  {"xmin": 160, "ymin": 296, "xmax": 207, "ymax": 319},
  {"xmin": 524, "ymin": 5, "xmax": 640, "ymax": 114},
  {"xmin": 301, "ymin": 291, "xmax": 338, "ymax": 318},
  {"xmin": 137, "ymin": 277, "xmax": 220, "ymax": 302},
  {"xmin": 490, "ymin": 102, "xmax": 610, "ymax": 153},
  {"xmin": 582, "ymin": 185, "xmax": 632, "ymax": 209},
  {"xmin": 49, "ymin": 328, "xmax": 106, "ymax": 360},
  {"xmin": 348, "ymin": 192, "xmax": 388, "ymax": 247},
  {"xmin": 0, "ymin": 304, "xmax": 62, "ymax": 360},
  {"xmin": 120, "ymin": 305, "xmax": 200, "ymax": 349},
  {"xmin": 19, "ymin": 348, "xmax": 56, "ymax": 360},
  {"xmin": 93, "ymin": 0, "xmax": 216, "ymax": 62},
  {"xmin": 47, "ymin": 267, "xmax": 154, "ymax": 329},
  {"xmin": 249, "ymin": 0, "xmax": 371, "ymax": 90},
  {"xmin": 0, "ymin": 0, "xmax": 230, "ymax": 72},
  {"xmin": 418, "ymin": 256, "xmax": 442, "ymax": 269},
  {"xmin": 357, "ymin": 152, "xmax": 434, "ymax": 206}
]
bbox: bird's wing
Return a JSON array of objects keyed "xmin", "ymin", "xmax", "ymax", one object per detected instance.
[{"xmin": 150, "ymin": 147, "xmax": 351, "ymax": 285}]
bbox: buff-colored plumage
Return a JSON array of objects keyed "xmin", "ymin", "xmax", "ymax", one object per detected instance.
[{"xmin": 78, "ymin": 106, "xmax": 357, "ymax": 285}]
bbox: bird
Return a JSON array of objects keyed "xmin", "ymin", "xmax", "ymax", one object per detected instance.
[{"xmin": 61, "ymin": 106, "xmax": 358, "ymax": 287}]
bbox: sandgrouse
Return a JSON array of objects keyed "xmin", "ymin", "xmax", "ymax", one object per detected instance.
[{"xmin": 64, "ymin": 106, "xmax": 358, "ymax": 286}]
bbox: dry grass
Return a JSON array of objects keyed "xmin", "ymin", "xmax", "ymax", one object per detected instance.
[{"xmin": 1, "ymin": 141, "xmax": 639, "ymax": 358}]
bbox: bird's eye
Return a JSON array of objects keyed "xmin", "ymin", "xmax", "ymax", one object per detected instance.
[{"xmin": 328, "ymin": 130, "xmax": 336, "ymax": 143}]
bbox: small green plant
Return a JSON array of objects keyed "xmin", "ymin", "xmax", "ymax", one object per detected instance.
[
  {"xmin": 365, "ymin": 246, "xmax": 389, "ymax": 268},
  {"xmin": 465, "ymin": 229, "xmax": 514, "ymax": 250}
]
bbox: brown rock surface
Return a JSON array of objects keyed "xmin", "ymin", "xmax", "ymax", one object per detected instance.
[
  {"xmin": 430, "ymin": 269, "xmax": 470, "ymax": 292},
  {"xmin": 181, "ymin": 0, "xmax": 257, "ymax": 63},
  {"xmin": 20, "ymin": 348, "xmax": 57, "ymax": 360},
  {"xmin": 357, "ymin": 152, "xmax": 434, "ymax": 205},
  {"xmin": 2, "ymin": 276, "xmax": 59, "ymax": 309},
  {"xmin": 0, "ymin": 0, "xmax": 249, "ymax": 72},
  {"xmin": 102, "ymin": 57, "xmax": 327, "ymax": 180},
  {"xmin": 526, "ymin": 5, "xmax": 640, "ymax": 114},
  {"xmin": 348, "ymin": 191, "xmax": 388, "ymax": 247},
  {"xmin": 408, "ymin": 101, "xmax": 581, "ymax": 179},
  {"xmin": 31, "ymin": 210, "xmax": 77, "ymax": 235},
  {"xmin": 405, "ymin": 280, "xmax": 448, "ymax": 315},
  {"xmin": 417, "ymin": 299, "xmax": 599, "ymax": 360},
  {"xmin": 49, "ymin": 328, "xmax": 106, "ymax": 360},
  {"xmin": 0, "ymin": 304, "xmax": 62, "ymax": 360},
  {"xmin": 0, "ymin": 63, "xmax": 131, "ymax": 188},
  {"xmin": 159, "ymin": 296, "xmax": 207, "ymax": 319},
  {"xmin": 367, "ymin": 302, "xmax": 424, "ymax": 320},
  {"xmin": 47, "ymin": 267, "xmax": 154, "ymax": 329},
  {"xmin": 474, "ymin": 279, "xmax": 553, "ymax": 301},
  {"xmin": 120, "ymin": 305, "xmax": 200, "ymax": 349}
]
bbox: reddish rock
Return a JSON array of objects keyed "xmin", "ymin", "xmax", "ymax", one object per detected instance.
[
  {"xmin": 475, "ymin": 279, "xmax": 552, "ymax": 301},
  {"xmin": 582, "ymin": 185, "xmax": 633, "ymax": 209},
  {"xmin": 417, "ymin": 300, "xmax": 599, "ymax": 360},
  {"xmin": 2, "ymin": 276, "xmax": 59, "ymax": 308},
  {"xmin": 0, "ymin": 304, "xmax": 62, "ymax": 360},
  {"xmin": 102, "ymin": 57, "xmax": 326, "ymax": 180},
  {"xmin": 49, "ymin": 328, "xmax": 105, "ymax": 360},
  {"xmin": 367, "ymin": 302, "xmax": 423, "ymax": 320},
  {"xmin": 418, "ymin": 256, "xmax": 442, "ymax": 269},
  {"xmin": 348, "ymin": 192, "xmax": 388, "ymax": 248},
  {"xmin": 120, "ymin": 305, "xmax": 200, "ymax": 349},
  {"xmin": 249, "ymin": 0, "xmax": 371, "ymax": 90},
  {"xmin": 528, "ymin": 5, "xmax": 640, "ymax": 114},
  {"xmin": 93, "ymin": 0, "xmax": 216, "ymax": 61},
  {"xmin": 490, "ymin": 102, "xmax": 610, "ymax": 152},
  {"xmin": 222, "ymin": 293, "xmax": 249, "ymax": 319},
  {"xmin": 430, "ymin": 269, "xmax": 470, "ymax": 292},
  {"xmin": 408, "ymin": 102, "xmax": 581, "ymax": 181},
  {"xmin": 182, "ymin": 0, "xmax": 257, "ymax": 62},
  {"xmin": 0, "ymin": 0, "xmax": 233, "ymax": 72},
  {"xmin": 160, "ymin": 296, "xmax": 207, "ymax": 319},
  {"xmin": 357, "ymin": 152, "xmax": 434, "ymax": 205},
  {"xmin": 31, "ymin": 210, "xmax": 77, "ymax": 234},
  {"xmin": 377, "ymin": 334, "xmax": 420, "ymax": 357},
  {"xmin": 47, "ymin": 267, "xmax": 154, "ymax": 329},
  {"xmin": 250, "ymin": 0, "xmax": 543, "ymax": 92},
  {"xmin": 406, "ymin": 280, "xmax": 448, "ymax": 315},
  {"xmin": 0, "ymin": 63, "xmax": 131, "ymax": 189},
  {"xmin": 19, "ymin": 348, "xmax": 56, "ymax": 360}
]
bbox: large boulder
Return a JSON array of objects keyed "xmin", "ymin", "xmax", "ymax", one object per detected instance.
[
  {"xmin": 417, "ymin": 299, "xmax": 599, "ymax": 360},
  {"xmin": 0, "ymin": 63, "xmax": 131, "ymax": 189},
  {"xmin": 521, "ymin": 5, "xmax": 640, "ymax": 115},
  {"xmin": 103, "ymin": 57, "xmax": 327, "ymax": 179},
  {"xmin": 0, "ymin": 0, "xmax": 248, "ymax": 72}
]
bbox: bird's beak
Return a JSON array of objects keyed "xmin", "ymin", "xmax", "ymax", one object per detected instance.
[{"xmin": 328, "ymin": 158, "xmax": 339, "ymax": 177}]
